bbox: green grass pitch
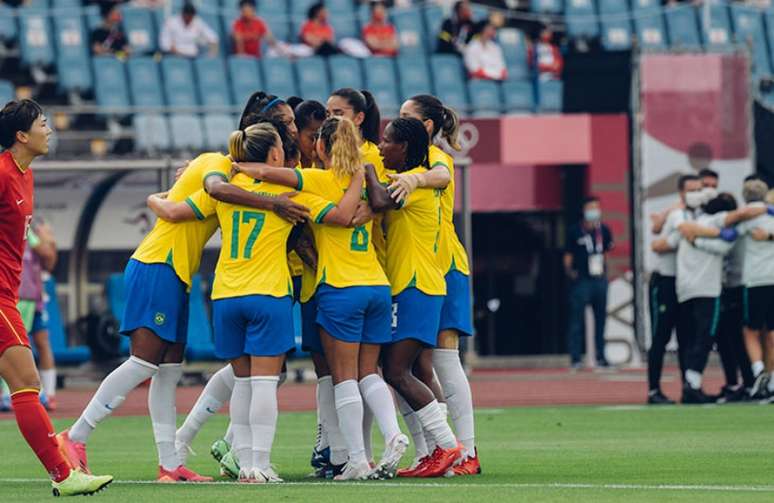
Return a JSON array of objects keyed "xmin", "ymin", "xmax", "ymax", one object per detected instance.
[{"xmin": 1, "ymin": 405, "xmax": 774, "ymax": 501}]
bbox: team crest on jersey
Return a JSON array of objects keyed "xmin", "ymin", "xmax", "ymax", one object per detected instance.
[{"xmin": 154, "ymin": 312, "xmax": 166, "ymax": 326}]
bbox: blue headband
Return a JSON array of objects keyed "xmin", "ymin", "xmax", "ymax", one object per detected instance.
[{"xmin": 260, "ymin": 97, "xmax": 283, "ymax": 114}]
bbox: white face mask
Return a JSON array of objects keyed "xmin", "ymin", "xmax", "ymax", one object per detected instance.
[
  {"xmin": 701, "ymin": 187, "xmax": 718, "ymax": 203},
  {"xmin": 685, "ymin": 191, "xmax": 704, "ymax": 209}
]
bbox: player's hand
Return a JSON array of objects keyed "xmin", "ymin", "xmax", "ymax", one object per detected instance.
[
  {"xmin": 739, "ymin": 205, "xmax": 767, "ymax": 220},
  {"xmin": 272, "ymin": 192, "xmax": 309, "ymax": 225},
  {"xmin": 677, "ymin": 222, "xmax": 701, "ymax": 242},
  {"xmin": 175, "ymin": 160, "xmax": 190, "ymax": 182},
  {"xmin": 387, "ymin": 173, "xmax": 420, "ymax": 203},
  {"xmin": 351, "ymin": 201, "xmax": 374, "ymax": 227},
  {"xmin": 751, "ymin": 227, "xmax": 769, "ymax": 241}
]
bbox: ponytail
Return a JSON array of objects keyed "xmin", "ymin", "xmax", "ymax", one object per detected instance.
[
  {"xmin": 330, "ymin": 87, "xmax": 381, "ymax": 144},
  {"xmin": 238, "ymin": 91, "xmax": 286, "ymax": 130},
  {"xmin": 440, "ymin": 105, "xmax": 461, "ymax": 151},
  {"xmin": 229, "ymin": 122, "xmax": 279, "ymax": 163},
  {"xmin": 319, "ymin": 116, "xmax": 362, "ymax": 178},
  {"xmin": 408, "ymin": 94, "xmax": 461, "ymax": 151}
]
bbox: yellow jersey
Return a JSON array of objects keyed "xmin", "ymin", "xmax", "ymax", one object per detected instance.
[
  {"xmin": 361, "ymin": 141, "xmax": 390, "ymax": 269},
  {"xmin": 287, "ymin": 161, "xmax": 320, "ymax": 277},
  {"xmin": 131, "ymin": 152, "xmax": 230, "ymax": 287},
  {"xmin": 188, "ymin": 173, "xmax": 336, "ymax": 300},
  {"xmin": 294, "ymin": 167, "xmax": 389, "ymax": 289},
  {"xmin": 431, "ymin": 145, "xmax": 471, "ymax": 276},
  {"xmin": 385, "ymin": 167, "xmax": 446, "ymax": 296}
]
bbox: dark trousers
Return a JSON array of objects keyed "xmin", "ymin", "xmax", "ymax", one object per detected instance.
[
  {"xmin": 647, "ymin": 274, "xmax": 678, "ymax": 391},
  {"xmin": 678, "ymin": 297, "xmax": 721, "ymax": 378},
  {"xmin": 567, "ymin": 277, "xmax": 608, "ymax": 364},
  {"xmin": 717, "ymin": 286, "xmax": 753, "ymax": 388}
]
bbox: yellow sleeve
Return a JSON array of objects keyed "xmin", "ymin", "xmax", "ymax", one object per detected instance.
[
  {"xmin": 201, "ymin": 154, "xmax": 232, "ymax": 189},
  {"xmin": 185, "ymin": 188, "xmax": 217, "ymax": 220},
  {"xmin": 429, "ymin": 147, "xmax": 453, "ymax": 175},
  {"xmin": 294, "ymin": 192, "xmax": 337, "ymax": 224},
  {"xmin": 295, "ymin": 168, "xmax": 335, "ymax": 200}
]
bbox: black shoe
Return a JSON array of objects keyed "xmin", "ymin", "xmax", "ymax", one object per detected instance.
[
  {"xmin": 716, "ymin": 385, "xmax": 746, "ymax": 404},
  {"xmin": 314, "ymin": 462, "xmax": 345, "ymax": 479},
  {"xmin": 647, "ymin": 390, "xmax": 675, "ymax": 405},
  {"xmin": 596, "ymin": 359, "xmax": 611, "ymax": 368},
  {"xmin": 681, "ymin": 387, "xmax": 713, "ymax": 404},
  {"xmin": 750, "ymin": 372, "xmax": 769, "ymax": 398}
]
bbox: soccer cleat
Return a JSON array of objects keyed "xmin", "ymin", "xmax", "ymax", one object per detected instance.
[
  {"xmin": 416, "ymin": 443, "xmax": 463, "ymax": 478},
  {"xmin": 52, "ymin": 469, "xmax": 113, "ymax": 497},
  {"xmin": 56, "ymin": 430, "xmax": 90, "ymax": 474},
  {"xmin": 681, "ymin": 387, "xmax": 713, "ymax": 405},
  {"xmin": 451, "ymin": 449, "xmax": 482, "ymax": 476},
  {"xmin": 219, "ymin": 450, "xmax": 240, "ymax": 479},
  {"xmin": 157, "ymin": 465, "xmax": 214, "ymax": 483},
  {"xmin": 716, "ymin": 385, "xmax": 747, "ymax": 404},
  {"xmin": 750, "ymin": 372, "xmax": 769, "ymax": 399},
  {"xmin": 313, "ymin": 461, "xmax": 345, "ymax": 479},
  {"xmin": 310, "ymin": 445, "xmax": 331, "ymax": 470},
  {"xmin": 397, "ymin": 455, "xmax": 431, "ymax": 478},
  {"xmin": 371, "ymin": 433, "xmax": 409, "ymax": 480},
  {"xmin": 333, "ymin": 461, "xmax": 372, "ymax": 481},
  {"xmin": 210, "ymin": 438, "xmax": 230, "ymax": 463},
  {"xmin": 237, "ymin": 468, "xmax": 256, "ymax": 484},
  {"xmin": 647, "ymin": 390, "xmax": 675, "ymax": 405},
  {"xmin": 250, "ymin": 467, "xmax": 283, "ymax": 483}
]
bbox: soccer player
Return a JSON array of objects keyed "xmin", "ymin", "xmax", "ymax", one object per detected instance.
[
  {"xmin": 389, "ymin": 95, "xmax": 480, "ymax": 475},
  {"xmin": 0, "ymin": 99, "xmax": 113, "ymax": 496},
  {"xmin": 365, "ymin": 117, "xmax": 461, "ymax": 478}
]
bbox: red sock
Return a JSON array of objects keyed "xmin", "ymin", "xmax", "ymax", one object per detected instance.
[{"xmin": 11, "ymin": 389, "xmax": 71, "ymax": 482}]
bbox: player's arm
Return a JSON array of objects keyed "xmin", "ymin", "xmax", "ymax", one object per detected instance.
[
  {"xmin": 387, "ymin": 164, "xmax": 450, "ymax": 204},
  {"xmin": 694, "ymin": 236, "xmax": 735, "ymax": 256},
  {"xmin": 563, "ymin": 252, "xmax": 577, "ymax": 280},
  {"xmin": 204, "ymin": 173, "xmax": 309, "ymax": 225},
  {"xmin": 146, "ymin": 192, "xmax": 197, "ymax": 222},
  {"xmin": 319, "ymin": 170, "xmax": 365, "ymax": 226},
  {"xmin": 288, "ymin": 225, "xmax": 317, "ymax": 270},
  {"xmin": 723, "ymin": 205, "xmax": 772, "ymax": 226},
  {"xmin": 231, "ymin": 162, "xmax": 300, "ymax": 188},
  {"xmin": 31, "ymin": 222, "xmax": 58, "ymax": 272},
  {"xmin": 365, "ymin": 163, "xmax": 400, "ymax": 212},
  {"xmin": 350, "ymin": 200, "xmax": 374, "ymax": 227}
]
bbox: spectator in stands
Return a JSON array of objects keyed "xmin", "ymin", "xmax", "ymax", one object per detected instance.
[
  {"xmin": 90, "ymin": 2, "xmax": 131, "ymax": 57},
  {"xmin": 159, "ymin": 2, "xmax": 219, "ymax": 58},
  {"xmin": 362, "ymin": 1, "xmax": 399, "ymax": 57},
  {"xmin": 232, "ymin": 0, "xmax": 276, "ymax": 58},
  {"xmin": 464, "ymin": 22, "xmax": 506, "ymax": 81},
  {"xmin": 436, "ymin": 0, "xmax": 475, "ymax": 56},
  {"xmin": 529, "ymin": 28, "xmax": 563, "ymax": 80},
  {"xmin": 300, "ymin": 2, "xmax": 339, "ymax": 56}
]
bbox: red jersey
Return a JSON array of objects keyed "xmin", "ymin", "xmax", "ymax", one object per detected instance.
[
  {"xmin": 232, "ymin": 16, "xmax": 268, "ymax": 57},
  {"xmin": 300, "ymin": 20, "xmax": 334, "ymax": 45},
  {"xmin": 0, "ymin": 150, "xmax": 34, "ymax": 302},
  {"xmin": 362, "ymin": 22, "xmax": 398, "ymax": 56}
]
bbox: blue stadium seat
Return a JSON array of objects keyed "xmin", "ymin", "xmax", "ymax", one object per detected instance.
[
  {"xmin": 93, "ymin": 56, "xmax": 131, "ymax": 108},
  {"xmin": 228, "ymin": 55, "xmax": 262, "ymax": 107},
  {"xmin": 84, "ymin": 5, "xmax": 102, "ymax": 31},
  {"xmin": 357, "ymin": 3, "xmax": 373, "ymax": 28},
  {"xmin": 54, "ymin": 13, "xmax": 92, "ymax": 92},
  {"xmin": 204, "ymin": 113, "xmax": 235, "ymax": 151},
  {"xmin": 0, "ymin": 80, "xmax": 14, "ymax": 105},
  {"xmin": 19, "ymin": 9, "xmax": 54, "ymax": 66},
  {"xmin": 531, "ymin": 0, "xmax": 563, "ymax": 14},
  {"xmin": 127, "ymin": 57, "xmax": 164, "ymax": 107},
  {"xmin": 633, "ymin": 9, "xmax": 668, "ymax": 50},
  {"xmin": 121, "ymin": 6, "xmax": 158, "ymax": 54},
  {"xmin": 497, "ymin": 28, "xmax": 530, "ymax": 80},
  {"xmin": 0, "ymin": 5, "xmax": 19, "ymax": 43},
  {"xmin": 57, "ymin": 56, "xmax": 93, "ymax": 93},
  {"xmin": 363, "ymin": 56, "xmax": 400, "ymax": 115},
  {"xmin": 262, "ymin": 57, "xmax": 298, "ymax": 98},
  {"xmin": 161, "ymin": 57, "xmax": 198, "ymax": 107},
  {"xmin": 397, "ymin": 55, "xmax": 432, "ymax": 101},
  {"xmin": 134, "ymin": 113, "xmax": 171, "ymax": 153},
  {"xmin": 328, "ymin": 55, "xmax": 363, "ymax": 91},
  {"xmin": 329, "ymin": 12, "xmax": 359, "ymax": 40},
  {"xmin": 44, "ymin": 278, "xmax": 90, "ymax": 365},
  {"xmin": 295, "ymin": 56, "xmax": 330, "ymax": 103},
  {"xmin": 291, "ymin": 0, "xmax": 317, "ymax": 16},
  {"xmin": 467, "ymin": 80, "xmax": 502, "ymax": 117},
  {"xmin": 199, "ymin": 11, "xmax": 226, "ymax": 55},
  {"xmin": 104, "ymin": 273, "xmax": 129, "ymax": 355},
  {"xmin": 631, "ymin": 0, "xmax": 659, "ymax": 10},
  {"xmin": 50, "ymin": 0, "xmax": 82, "ymax": 7},
  {"xmin": 392, "ymin": 6, "xmax": 426, "ymax": 56},
  {"xmin": 471, "ymin": 4, "xmax": 490, "ymax": 22},
  {"xmin": 664, "ymin": 4, "xmax": 701, "ymax": 50},
  {"xmin": 565, "ymin": 0, "xmax": 599, "ymax": 39},
  {"xmin": 538, "ymin": 79, "xmax": 563, "ymax": 113},
  {"xmin": 702, "ymin": 4, "xmax": 733, "ymax": 52},
  {"xmin": 598, "ymin": 0, "xmax": 633, "ymax": 49},
  {"xmin": 598, "ymin": 0, "xmax": 629, "ymax": 12},
  {"xmin": 185, "ymin": 274, "xmax": 216, "ymax": 361},
  {"xmin": 731, "ymin": 5, "xmax": 771, "ymax": 77},
  {"xmin": 290, "ymin": 17, "xmax": 306, "ymax": 43},
  {"xmin": 422, "ymin": 4, "xmax": 444, "ymax": 51},
  {"xmin": 260, "ymin": 13, "xmax": 290, "ymax": 42},
  {"xmin": 24, "ymin": 0, "xmax": 49, "ymax": 9},
  {"xmin": 258, "ymin": 1, "xmax": 288, "ymax": 15},
  {"xmin": 195, "ymin": 57, "xmax": 231, "ymax": 107},
  {"xmin": 502, "ymin": 79, "xmax": 535, "ymax": 113},
  {"xmin": 430, "ymin": 55, "xmax": 468, "ymax": 113},
  {"xmin": 169, "ymin": 113, "xmax": 205, "ymax": 151},
  {"xmin": 326, "ymin": 0, "xmax": 355, "ymax": 14}
]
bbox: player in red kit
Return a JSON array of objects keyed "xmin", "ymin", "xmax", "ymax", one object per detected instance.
[{"xmin": 0, "ymin": 99, "xmax": 114, "ymax": 497}]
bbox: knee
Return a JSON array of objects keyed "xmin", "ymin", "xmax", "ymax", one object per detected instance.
[{"xmin": 383, "ymin": 365, "xmax": 409, "ymax": 392}]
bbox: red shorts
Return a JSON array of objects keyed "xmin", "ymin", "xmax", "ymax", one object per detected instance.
[{"xmin": 0, "ymin": 297, "xmax": 30, "ymax": 357}]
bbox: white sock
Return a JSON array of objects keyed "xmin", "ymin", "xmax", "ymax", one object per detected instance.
[
  {"xmin": 314, "ymin": 380, "xmax": 329, "ymax": 450},
  {"xmin": 250, "ymin": 376, "xmax": 279, "ymax": 471},
  {"xmin": 334, "ymin": 379, "xmax": 367, "ymax": 465},
  {"xmin": 396, "ymin": 393, "xmax": 429, "ymax": 459},
  {"xmin": 40, "ymin": 369, "xmax": 56, "ymax": 397},
  {"xmin": 150, "ymin": 363, "xmax": 183, "ymax": 471},
  {"xmin": 70, "ymin": 356, "xmax": 158, "ymax": 444},
  {"xmin": 224, "ymin": 422, "xmax": 234, "ymax": 445},
  {"xmin": 230, "ymin": 377, "xmax": 252, "ymax": 471},
  {"xmin": 362, "ymin": 402, "xmax": 374, "ymax": 461},
  {"xmin": 359, "ymin": 374, "xmax": 401, "ymax": 446},
  {"xmin": 685, "ymin": 369, "xmax": 703, "ymax": 390},
  {"xmin": 423, "ymin": 401, "xmax": 447, "ymax": 453},
  {"xmin": 433, "ymin": 348, "xmax": 476, "ymax": 456},
  {"xmin": 752, "ymin": 360, "xmax": 765, "ymax": 376},
  {"xmin": 177, "ymin": 365, "xmax": 234, "ymax": 448},
  {"xmin": 319, "ymin": 376, "xmax": 347, "ymax": 465},
  {"xmin": 415, "ymin": 400, "xmax": 457, "ymax": 450}
]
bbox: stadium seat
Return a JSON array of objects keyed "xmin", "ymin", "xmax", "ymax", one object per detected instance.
[
  {"xmin": 633, "ymin": 9, "xmax": 668, "ymax": 50},
  {"xmin": 502, "ymin": 79, "xmax": 535, "ymax": 113},
  {"xmin": 531, "ymin": 0, "xmax": 563, "ymax": 14},
  {"xmin": 260, "ymin": 13, "xmax": 290, "ymax": 42},
  {"xmin": 363, "ymin": 56, "xmax": 400, "ymax": 115},
  {"xmin": 631, "ymin": 0, "xmax": 659, "ymax": 10},
  {"xmin": 133, "ymin": 113, "xmax": 171, "ymax": 153},
  {"xmin": 24, "ymin": 0, "xmax": 49, "ymax": 9},
  {"xmin": 51, "ymin": 0, "xmax": 82, "ymax": 7},
  {"xmin": 93, "ymin": 56, "xmax": 131, "ymax": 108},
  {"xmin": 57, "ymin": 56, "xmax": 93, "ymax": 94},
  {"xmin": 0, "ymin": 5, "xmax": 18, "ymax": 44},
  {"xmin": 392, "ymin": 6, "xmax": 427, "ymax": 56},
  {"xmin": 0, "ymin": 80, "xmax": 14, "ymax": 105},
  {"xmin": 598, "ymin": 0, "xmax": 633, "ymax": 50},
  {"xmin": 470, "ymin": 4, "xmax": 490, "ymax": 22},
  {"xmin": 702, "ymin": 3, "xmax": 734, "ymax": 52},
  {"xmin": 228, "ymin": 55, "xmax": 262, "ymax": 107},
  {"xmin": 498, "ymin": 28, "xmax": 530, "ymax": 80},
  {"xmin": 328, "ymin": 55, "xmax": 363, "ymax": 92},
  {"xmin": 44, "ymin": 278, "xmax": 91, "ymax": 365},
  {"xmin": 327, "ymin": 0, "xmax": 355, "ymax": 15},
  {"xmin": 169, "ymin": 113, "xmax": 205, "ymax": 151},
  {"xmin": 161, "ymin": 57, "xmax": 198, "ymax": 107},
  {"xmin": 664, "ymin": 4, "xmax": 702, "ymax": 50},
  {"xmin": 538, "ymin": 79, "xmax": 563, "ymax": 113},
  {"xmin": 121, "ymin": 6, "xmax": 158, "ymax": 54},
  {"xmin": 203, "ymin": 113, "xmax": 235, "ymax": 152},
  {"xmin": 731, "ymin": 5, "xmax": 771, "ymax": 77},
  {"xmin": 295, "ymin": 56, "xmax": 330, "ymax": 104},
  {"xmin": 195, "ymin": 57, "xmax": 232, "ymax": 107},
  {"xmin": 54, "ymin": 13, "xmax": 92, "ymax": 93},
  {"xmin": 291, "ymin": 0, "xmax": 317, "ymax": 17},
  {"xmin": 396, "ymin": 55, "xmax": 432, "ymax": 101},
  {"xmin": 422, "ymin": 4, "xmax": 444, "ymax": 52},
  {"xmin": 329, "ymin": 12, "xmax": 359, "ymax": 40},
  {"xmin": 84, "ymin": 4, "xmax": 102, "ymax": 31},
  {"xmin": 467, "ymin": 80, "xmax": 502, "ymax": 117},
  {"xmin": 185, "ymin": 274, "xmax": 216, "ymax": 361},
  {"xmin": 262, "ymin": 57, "xmax": 299, "ymax": 99},
  {"xmin": 127, "ymin": 57, "xmax": 164, "ymax": 107},
  {"xmin": 565, "ymin": 0, "xmax": 600, "ymax": 39},
  {"xmin": 19, "ymin": 8, "xmax": 54, "ymax": 66},
  {"xmin": 258, "ymin": 1, "xmax": 288, "ymax": 16},
  {"xmin": 430, "ymin": 55, "xmax": 468, "ymax": 113}
]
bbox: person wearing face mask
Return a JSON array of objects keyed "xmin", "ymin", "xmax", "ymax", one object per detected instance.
[
  {"xmin": 564, "ymin": 196, "xmax": 614, "ymax": 370},
  {"xmin": 699, "ymin": 168, "xmax": 719, "ymax": 191}
]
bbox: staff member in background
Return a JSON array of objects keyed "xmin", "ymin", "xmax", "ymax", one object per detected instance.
[{"xmin": 564, "ymin": 196, "xmax": 614, "ymax": 370}]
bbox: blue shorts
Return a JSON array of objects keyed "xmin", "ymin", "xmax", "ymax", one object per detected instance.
[
  {"xmin": 31, "ymin": 309, "xmax": 48, "ymax": 334},
  {"xmin": 292, "ymin": 275, "xmax": 302, "ymax": 304},
  {"xmin": 392, "ymin": 288, "xmax": 444, "ymax": 347},
  {"xmin": 120, "ymin": 259, "xmax": 189, "ymax": 344},
  {"xmin": 439, "ymin": 270, "xmax": 474, "ymax": 337},
  {"xmin": 301, "ymin": 296, "xmax": 322, "ymax": 353},
  {"xmin": 213, "ymin": 294, "xmax": 295, "ymax": 359},
  {"xmin": 316, "ymin": 284, "xmax": 392, "ymax": 345}
]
